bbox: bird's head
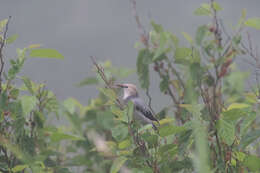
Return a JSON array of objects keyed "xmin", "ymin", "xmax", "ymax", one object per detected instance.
[{"xmin": 116, "ymin": 83, "xmax": 138, "ymax": 100}]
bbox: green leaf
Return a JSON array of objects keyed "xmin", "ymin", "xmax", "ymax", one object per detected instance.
[
  {"xmin": 182, "ymin": 32, "xmax": 193, "ymax": 44},
  {"xmin": 63, "ymin": 98, "xmax": 78, "ymax": 114},
  {"xmin": 9, "ymin": 88, "xmax": 19, "ymax": 99},
  {"xmin": 99, "ymin": 88, "xmax": 117, "ymax": 101},
  {"xmin": 217, "ymin": 119, "xmax": 235, "ymax": 146},
  {"xmin": 234, "ymin": 151, "xmax": 246, "ymax": 162},
  {"xmin": 237, "ymin": 9, "xmax": 247, "ymax": 28},
  {"xmin": 20, "ymin": 95, "xmax": 37, "ymax": 116},
  {"xmin": 168, "ymin": 32, "xmax": 179, "ymax": 48},
  {"xmin": 50, "ymin": 131, "xmax": 84, "ymax": 142},
  {"xmin": 111, "ymin": 124, "xmax": 128, "ymax": 141},
  {"xmin": 196, "ymin": 25, "xmax": 208, "ymax": 45},
  {"xmin": 158, "ymin": 117, "xmax": 174, "ymax": 125},
  {"xmin": 212, "ymin": 2, "xmax": 223, "ymax": 11},
  {"xmin": 159, "ymin": 76, "xmax": 169, "ymax": 93},
  {"xmin": 159, "ymin": 143, "xmax": 177, "ymax": 157},
  {"xmin": 190, "ymin": 62, "xmax": 203, "ymax": 84},
  {"xmin": 239, "ymin": 129, "xmax": 260, "ymax": 149},
  {"xmin": 169, "ymin": 158, "xmax": 193, "ymax": 172},
  {"xmin": 29, "ymin": 48, "xmax": 64, "ymax": 59},
  {"xmin": 110, "ymin": 157, "xmax": 127, "ymax": 173},
  {"xmin": 28, "ymin": 44, "xmax": 41, "ymax": 49},
  {"xmin": 232, "ymin": 35, "xmax": 242, "ymax": 45},
  {"xmin": 114, "ymin": 68, "xmax": 135, "ymax": 78},
  {"xmin": 194, "ymin": 3, "xmax": 211, "ymax": 16},
  {"xmin": 76, "ymin": 77, "xmax": 99, "ymax": 87},
  {"xmin": 192, "ymin": 113, "xmax": 211, "ymax": 172},
  {"xmin": 245, "ymin": 18, "xmax": 260, "ymax": 30},
  {"xmin": 240, "ymin": 111, "xmax": 257, "ymax": 137},
  {"xmin": 12, "ymin": 165, "xmax": 28, "ymax": 172},
  {"xmin": 97, "ymin": 111, "xmax": 115, "ymax": 129},
  {"xmin": 111, "ymin": 105, "xmax": 127, "ymax": 122},
  {"xmin": 6, "ymin": 34, "xmax": 18, "ymax": 44},
  {"xmin": 151, "ymin": 21, "xmax": 164, "ymax": 33},
  {"xmin": 227, "ymin": 103, "xmax": 250, "ymax": 110},
  {"xmin": 153, "ymin": 32, "xmax": 168, "ymax": 60},
  {"xmin": 142, "ymin": 133, "xmax": 158, "ymax": 148},
  {"xmin": 0, "ymin": 19, "xmax": 8, "ymax": 32},
  {"xmin": 180, "ymin": 104, "xmax": 203, "ymax": 117},
  {"xmin": 137, "ymin": 49, "xmax": 150, "ymax": 89},
  {"xmin": 222, "ymin": 109, "xmax": 247, "ymax": 122},
  {"xmin": 243, "ymin": 155, "xmax": 260, "ymax": 171},
  {"xmin": 174, "ymin": 47, "xmax": 192, "ymax": 64},
  {"xmin": 65, "ymin": 155, "xmax": 91, "ymax": 166},
  {"xmin": 118, "ymin": 139, "xmax": 131, "ymax": 149},
  {"xmin": 21, "ymin": 76, "xmax": 34, "ymax": 95},
  {"xmin": 159, "ymin": 124, "xmax": 186, "ymax": 137}
]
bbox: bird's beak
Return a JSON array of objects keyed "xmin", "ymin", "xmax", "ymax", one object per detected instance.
[{"xmin": 116, "ymin": 84, "xmax": 128, "ymax": 88}]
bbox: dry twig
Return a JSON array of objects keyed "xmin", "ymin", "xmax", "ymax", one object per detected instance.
[
  {"xmin": 90, "ymin": 56, "xmax": 124, "ymax": 110},
  {"xmin": 0, "ymin": 16, "xmax": 11, "ymax": 93}
]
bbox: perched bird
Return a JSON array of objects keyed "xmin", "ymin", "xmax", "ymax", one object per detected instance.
[{"xmin": 116, "ymin": 83, "xmax": 159, "ymax": 129}]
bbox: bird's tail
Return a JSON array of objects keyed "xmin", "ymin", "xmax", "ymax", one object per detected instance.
[
  {"xmin": 152, "ymin": 122, "xmax": 158, "ymax": 131},
  {"xmin": 156, "ymin": 119, "xmax": 160, "ymax": 126}
]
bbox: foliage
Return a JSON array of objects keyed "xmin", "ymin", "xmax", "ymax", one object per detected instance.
[{"xmin": 1, "ymin": 1, "xmax": 260, "ymax": 173}]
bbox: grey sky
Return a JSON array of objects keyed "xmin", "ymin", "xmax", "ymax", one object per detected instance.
[{"xmin": 1, "ymin": 0, "xmax": 260, "ymax": 111}]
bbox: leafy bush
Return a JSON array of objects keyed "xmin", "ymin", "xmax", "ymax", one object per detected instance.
[{"xmin": 1, "ymin": 1, "xmax": 260, "ymax": 173}]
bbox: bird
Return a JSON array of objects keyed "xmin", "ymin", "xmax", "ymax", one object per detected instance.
[{"xmin": 116, "ymin": 83, "xmax": 159, "ymax": 130}]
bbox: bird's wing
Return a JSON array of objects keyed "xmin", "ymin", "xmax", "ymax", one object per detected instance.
[{"xmin": 131, "ymin": 97, "xmax": 159, "ymax": 122}]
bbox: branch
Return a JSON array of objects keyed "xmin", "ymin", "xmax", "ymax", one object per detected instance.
[
  {"xmin": 90, "ymin": 56, "xmax": 124, "ymax": 110},
  {"xmin": 241, "ymin": 32, "xmax": 260, "ymax": 95},
  {"xmin": 210, "ymin": 0, "xmax": 222, "ymax": 48},
  {"xmin": 129, "ymin": 0, "xmax": 149, "ymax": 47},
  {"xmin": 90, "ymin": 56, "xmax": 153, "ymax": 167},
  {"xmin": 166, "ymin": 58, "xmax": 185, "ymax": 91},
  {"xmin": 0, "ymin": 16, "xmax": 11, "ymax": 93},
  {"xmin": 129, "ymin": 0, "xmax": 157, "ymax": 114}
]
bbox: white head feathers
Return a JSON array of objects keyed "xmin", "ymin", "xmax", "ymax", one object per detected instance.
[{"xmin": 116, "ymin": 83, "xmax": 138, "ymax": 100}]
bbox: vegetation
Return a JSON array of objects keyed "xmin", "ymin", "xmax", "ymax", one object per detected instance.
[{"xmin": 1, "ymin": 1, "xmax": 260, "ymax": 172}]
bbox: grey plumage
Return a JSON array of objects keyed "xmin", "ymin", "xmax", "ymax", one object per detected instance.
[
  {"xmin": 130, "ymin": 97, "xmax": 158, "ymax": 123},
  {"xmin": 117, "ymin": 83, "xmax": 159, "ymax": 129}
]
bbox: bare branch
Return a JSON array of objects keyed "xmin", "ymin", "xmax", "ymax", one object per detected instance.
[
  {"xmin": 210, "ymin": 0, "xmax": 222, "ymax": 48},
  {"xmin": 0, "ymin": 16, "xmax": 11, "ymax": 93},
  {"xmin": 90, "ymin": 56, "xmax": 124, "ymax": 109},
  {"xmin": 129, "ymin": 0, "xmax": 149, "ymax": 47}
]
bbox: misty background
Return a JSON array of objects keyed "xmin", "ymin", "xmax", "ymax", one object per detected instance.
[{"xmin": 1, "ymin": 0, "xmax": 260, "ymax": 111}]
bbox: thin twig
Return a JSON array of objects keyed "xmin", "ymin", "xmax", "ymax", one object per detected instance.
[
  {"xmin": 129, "ymin": 0, "xmax": 149, "ymax": 47},
  {"xmin": 0, "ymin": 16, "xmax": 11, "ymax": 93},
  {"xmin": 211, "ymin": 0, "xmax": 222, "ymax": 48},
  {"xmin": 146, "ymin": 87, "xmax": 155, "ymax": 113},
  {"xmin": 90, "ymin": 56, "xmax": 124, "ymax": 109},
  {"xmin": 129, "ymin": 0, "xmax": 156, "ymax": 113},
  {"xmin": 165, "ymin": 58, "xmax": 185, "ymax": 91},
  {"xmin": 91, "ymin": 56, "xmax": 154, "ymax": 167}
]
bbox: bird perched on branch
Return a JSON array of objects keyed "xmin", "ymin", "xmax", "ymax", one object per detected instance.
[{"xmin": 116, "ymin": 83, "xmax": 159, "ymax": 130}]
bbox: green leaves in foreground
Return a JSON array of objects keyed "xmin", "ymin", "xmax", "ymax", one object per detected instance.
[
  {"xmin": 29, "ymin": 48, "xmax": 64, "ymax": 59},
  {"xmin": 239, "ymin": 129, "xmax": 260, "ymax": 150},
  {"xmin": 159, "ymin": 124, "xmax": 186, "ymax": 137},
  {"xmin": 137, "ymin": 49, "xmax": 151, "ymax": 89},
  {"xmin": 217, "ymin": 119, "xmax": 235, "ymax": 146},
  {"xmin": 110, "ymin": 157, "xmax": 127, "ymax": 173},
  {"xmin": 20, "ymin": 95, "xmax": 37, "ymax": 116},
  {"xmin": 194, "ymin": 2, "xmax": 222, "ymax": 16},
  {"xmin": 49, "ymin": 131, "xmax": 84, "ymax": 143},
  {"xmin": 243, "ymin": 155, "xmax": 260, "ymax": 172},
  {"xmin": 196, "ymin": 25, "xmax": 208, "ymax": 45}
]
